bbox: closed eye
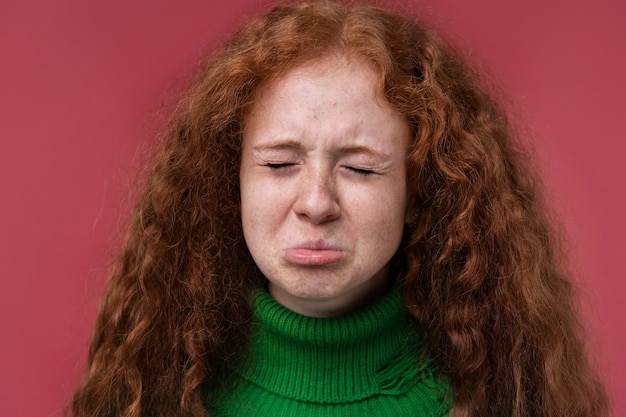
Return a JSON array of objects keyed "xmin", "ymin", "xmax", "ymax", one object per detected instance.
[
  {"xmin": 347, "ymin": 167, "xmax": 376, "ymax": 176},
  {"xmin": 265, "ymin": 163, "xmax": 296, "ymax": 170}
]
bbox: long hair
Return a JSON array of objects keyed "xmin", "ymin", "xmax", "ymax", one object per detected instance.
[{"xmin": 71, "ymin": 1, "xmax": 608, "ymax": 416}]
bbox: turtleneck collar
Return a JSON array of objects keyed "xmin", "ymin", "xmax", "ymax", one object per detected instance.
[{"xmin": 237, "ymin": 286, "xmax": 435, "ymax": 404}]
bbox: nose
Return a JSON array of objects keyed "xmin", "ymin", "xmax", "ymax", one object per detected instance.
[{"xmin": 293, "ymin": 168, "xmax": 341, "ymax": 224}]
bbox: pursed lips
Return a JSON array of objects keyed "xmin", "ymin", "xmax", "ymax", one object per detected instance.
[{"xmin": 283, "ymin": 240, "xmax": 345, "ymax": 265}]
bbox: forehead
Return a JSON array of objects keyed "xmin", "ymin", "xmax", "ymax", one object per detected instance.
[
  {"xmin": 247, "ymin": 55, "xmax": 390, "ymax": 123},
  {"xmin": 254, "ymin": 53, "xmax": 384, "ymax": 106},
  {"xmin": 242, "ymin": 54, "xmax": 410, "ymax": 155}
]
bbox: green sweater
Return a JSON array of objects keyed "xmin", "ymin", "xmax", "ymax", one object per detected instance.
[{"xmin": 210, "ymin": 287, "xmax": 452, "ymax": 416}]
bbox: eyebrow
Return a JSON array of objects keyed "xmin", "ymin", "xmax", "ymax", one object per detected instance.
[
  {"xmin": 252, "ymin": 142, "xmax": 391, "ymax": 160},
  {"xmin": 252, "ymin": 141, "xmax": 302, "ymax": 152},
  {"xmin": 335, "ymin": 145, "xmax": 391, "ymax": 160}
]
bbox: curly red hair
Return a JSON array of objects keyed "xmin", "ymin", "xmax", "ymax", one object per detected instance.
[{"xmin": 71, "ymin": 1, "xmax": 608, "ymax": 416}]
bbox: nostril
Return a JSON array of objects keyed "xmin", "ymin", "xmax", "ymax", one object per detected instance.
[{"xmin": 294, "ymin": 179, "xmax": 340, "ymax": 224}]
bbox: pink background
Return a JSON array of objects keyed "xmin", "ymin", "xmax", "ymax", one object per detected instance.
[{"xmin": 1, "ymin": 0, "xmax": 624, "ymax": 416}]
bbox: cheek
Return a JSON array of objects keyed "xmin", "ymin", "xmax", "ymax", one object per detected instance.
[
  {"xmin": 240, "ymin": 180, "xmax": 282, "ymax": 238},
  {"xmin": 351, "ymin": 181, "xmax": 407, "ymax": 224},
  {"xmin": 360, "ymin": 186, "xmax": 407, "ymax": 251},
  {"xmin": 349, "ymin": 198, "xmax": 406, "ymax": 256},
  {"xmin": 240, "ymin": 175, "xmax": 262, "ymax": 239}
]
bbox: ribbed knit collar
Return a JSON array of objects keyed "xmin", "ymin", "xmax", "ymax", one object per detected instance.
[{"xmin": 237, "ymin": 286, "xmax": 436, "ymax": 404}]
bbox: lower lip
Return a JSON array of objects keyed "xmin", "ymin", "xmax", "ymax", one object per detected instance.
[{"xmin": 284, "ymin": 249, "xmax": 344, "ymax": 265}]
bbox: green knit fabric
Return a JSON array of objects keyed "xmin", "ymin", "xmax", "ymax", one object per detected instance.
[{"xmin": 209, "ymin": 287, "xmax": 452, "ymax": 416}]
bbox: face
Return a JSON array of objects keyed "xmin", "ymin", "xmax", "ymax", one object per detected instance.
[{"xmin": 240, "ymin": 56, "xmax": 411, "ymax": 317}]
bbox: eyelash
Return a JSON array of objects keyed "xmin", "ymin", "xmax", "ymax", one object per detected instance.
[
  {"xmin": 347, "ymin": 167, "xmax": 375, "ymax": 176},
  {"xmin": 265, "ymin": 163, "xmax": 295, "ymax": 170},
  {"xmin": 264, "ymin": 163, "xmax": 376, "ymax": 176}
]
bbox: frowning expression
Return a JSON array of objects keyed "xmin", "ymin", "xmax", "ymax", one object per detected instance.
[{"xmin": 240, "ymin": 56, "xmax": 411, "ymax": 317}]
